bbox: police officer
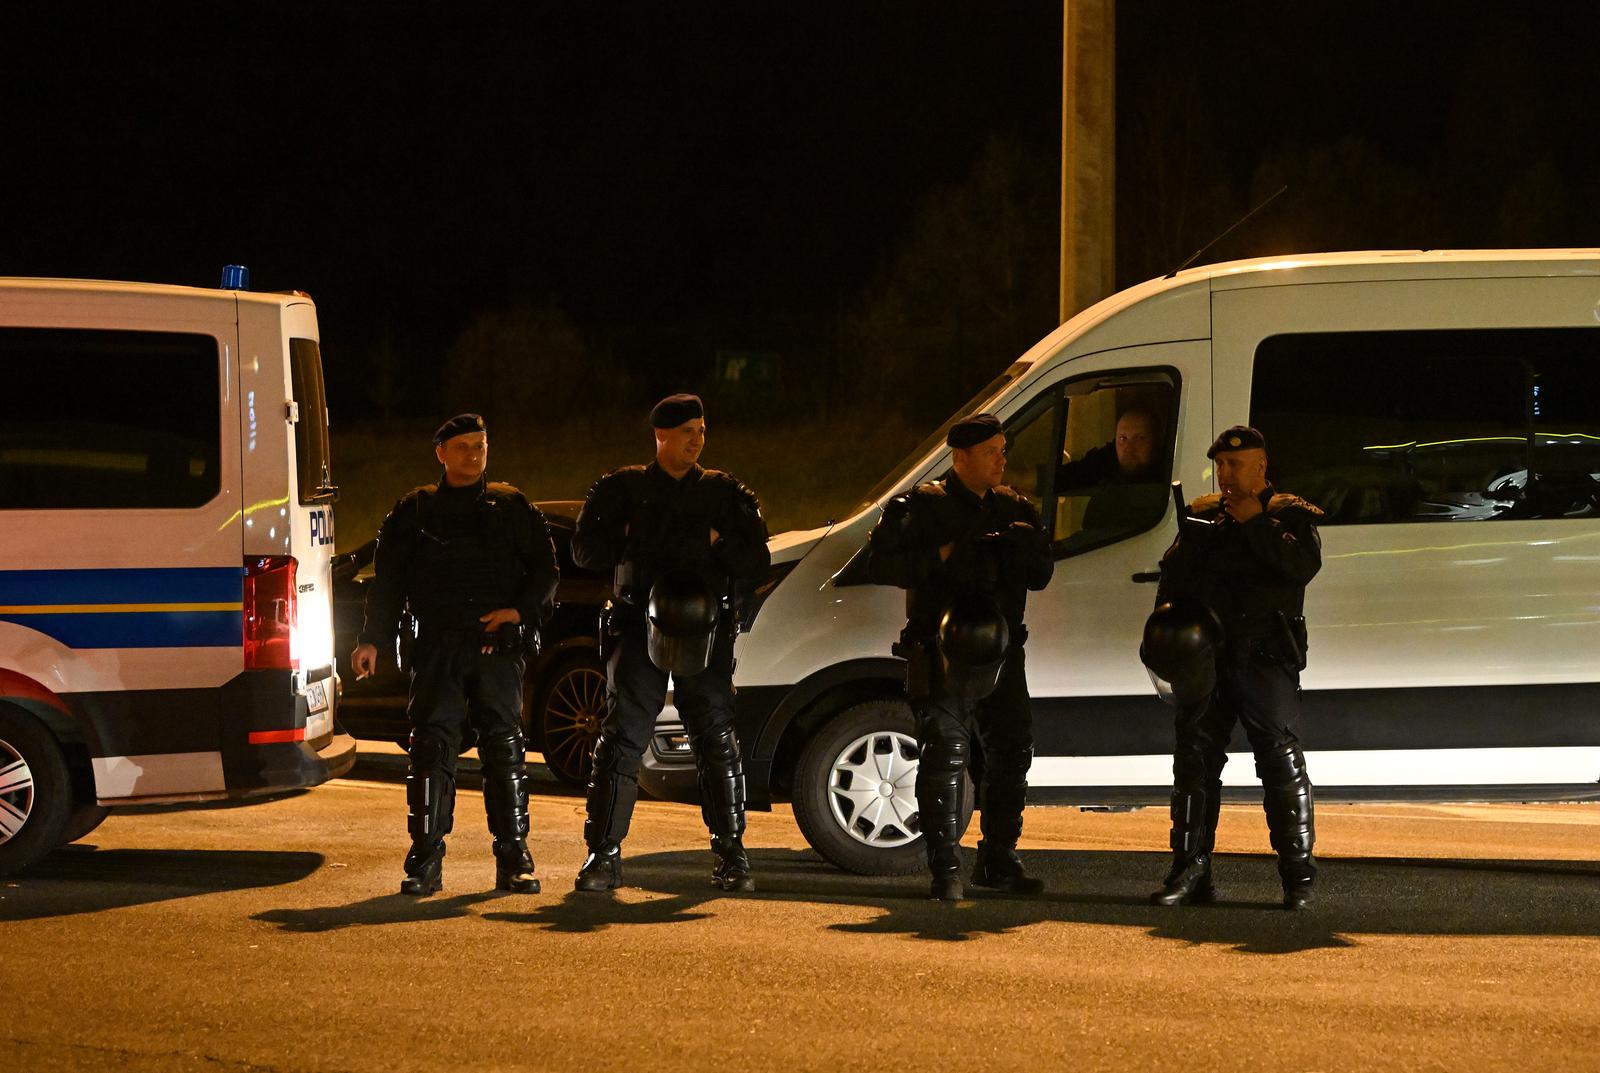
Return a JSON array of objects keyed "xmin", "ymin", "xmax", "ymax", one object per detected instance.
[
  {"xmin": 866, "ymin": 413, "xmax": 1053, "ymax": 901},
  {"xmin": 570, "ymin": 394, "xmax": 770, "ymax": 893},
  {"xmin": 1146, "ymin": 425, "xmax": 1323, "ymax": 910},
  {"xmin": 351, "ymin": 414, "xmax": 559, "ymax": 896}
]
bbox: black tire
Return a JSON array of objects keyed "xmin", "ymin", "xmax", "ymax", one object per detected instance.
[
  {"xmin": 60, "ymin": 800, "xmax": 110, "ymax": 845},
  {"xmin": 528, "ymin": 650, "xmax": 607, "ymax": 788},
  {"xmin": 792, "ymin": 698, "xmax": 973, "ymax": 876},
  {"xmin": 0, "ymin": 708, "xmax": 73, "ymax": 876}
]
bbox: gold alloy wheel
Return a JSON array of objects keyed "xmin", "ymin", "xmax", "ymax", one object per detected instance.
[{"xmin": 539, "ymin": 661, "xmax": 607, "ymax": 785}]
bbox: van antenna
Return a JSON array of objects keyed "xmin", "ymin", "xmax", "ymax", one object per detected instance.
[{"xmin": 1165, "ymin": 184, "xmax": 1288, "ymax": 279}]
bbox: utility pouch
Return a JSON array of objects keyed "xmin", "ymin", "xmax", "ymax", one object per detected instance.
[
  {"xmin": 395, "ymin": 609, "xmax": 418, "ymax": 673},
  {"xmin": 486, "ymin": 622, "xmax": 537, "ymax": 658},
  {"xmin": 892, "ymin": 636, "xmax": 932, "ymax": 701}
]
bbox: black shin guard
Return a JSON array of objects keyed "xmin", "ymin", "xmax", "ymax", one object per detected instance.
[
  {"xmin": 1257, "ymin": 743, "xmax": 1316, "ymax": 907},
  {"xmin": 583, "ymin": 734, "xmax": 641, "ymax": 851},
  {"xmin": 1150, "ymin": 783, "xmax": 1216, "ymax": 906},
  {"xmin": 916, "ymin": 735, "xmax": 968, "ymax": 900},
  {"xmin": 481, "ymin": 731, "xmax": 531, "ymax": 844},
  {"xmin": 693, "ymin": 726, "xmax": 755, "ymax": 891}
]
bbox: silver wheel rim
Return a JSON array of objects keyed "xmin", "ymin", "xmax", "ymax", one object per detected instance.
[
  {"xmin": 826, "ymin": 729, "xmax": 921, "ymax": 849},
  {"xmin": 541, "ymin": 666, "xmax": 606, "ymax": 779},
  {"xmin": 0, "ymin": 736, "xmax": 35, "ymax": 846}
]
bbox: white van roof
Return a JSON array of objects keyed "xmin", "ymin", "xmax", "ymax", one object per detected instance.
[{"xmin": 0, "ymin": 277, "xmax": 311, "ymax": 308}]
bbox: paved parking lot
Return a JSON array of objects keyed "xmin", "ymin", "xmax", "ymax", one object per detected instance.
[{"xmin": 4, "ymin": 755, "xmax": 1600, "ymax": 1072}]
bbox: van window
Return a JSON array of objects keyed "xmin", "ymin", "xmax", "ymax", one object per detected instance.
[
  {"xmin": 0, "ymin": 328, "xmax": 221, "ymax": 510},
  {"xmin": 1003, "ymin": 369, "xmax": 1177, "ymax": 558},
  {"xmin": 1252, "ymin": 329, "xmax": 1600, "ymax": 523},
  {"xmin": 290, "ymin": 338, "xmax": 335, "ymax": 504}
]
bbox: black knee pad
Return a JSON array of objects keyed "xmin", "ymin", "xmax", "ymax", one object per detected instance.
[
  {"xmin": 479, "ymin": 731, "xmax": 526, "ymax": 770},
  {"xmin": 591, "ymin": 734, "xmax": 642, "ymax": 780},
  {"xmin": 409, "ymin": 729, "xmax": 451, "ymax": 773},
  {"xmin": 921, "ymin": 735, "xmax": 969, "ymax": 776},
  {"xmin": 691, "ymin": 725, "xmax": 740, "ymax": 770},
  {"xmin": 1254, "ymin": 742, "xmax": 1307, "ymax": 788}
]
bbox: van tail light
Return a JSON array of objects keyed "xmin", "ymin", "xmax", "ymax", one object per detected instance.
[{"xmin": 244, "ymin": 556, "xmax": 300, "ymax": 670}]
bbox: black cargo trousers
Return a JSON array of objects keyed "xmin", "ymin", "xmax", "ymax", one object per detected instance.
[
  {"xmin": 406, "ymin": 626, "xmax": 530, "ymax": 850},
  {"xmin": 1170, "ymin": 640, "xmax": 1314, "ymax": 885},
  {"xmin": 583, "ymin": 603, "xmax": 746, "ymax": 851},
  {"xmin": 912, "ymin": 639, "xmax": 1034, "ymax": 868}
]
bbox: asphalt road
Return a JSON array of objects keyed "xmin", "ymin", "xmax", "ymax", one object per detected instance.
[{"xmin": 4, "ymin": 754, "xmax": 1600, "ymax": 1073}]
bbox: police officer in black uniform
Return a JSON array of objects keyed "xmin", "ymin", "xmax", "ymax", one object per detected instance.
[
  {"xmin": 1145, "ymin": 425, "xmax": 1323, "ymax": 910},
  {"xmin": 866, "ymin": 413, "xmax": 1054, "ymax": 901},
  {"xmin": 352, "ymin": 414, "xmax": 559, "ymax": 896},
  {"xmin": 570, "ymin": 394, "xmax": 771, "ymax": 893}
]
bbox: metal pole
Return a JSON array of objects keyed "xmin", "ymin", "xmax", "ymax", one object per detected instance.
[{"xmin": 1060, "ymin": 0, "xmax": 1116, "ymax": 323}]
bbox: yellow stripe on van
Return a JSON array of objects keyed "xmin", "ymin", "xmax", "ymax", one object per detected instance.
[{"xmin": 0, "ymin": 602, "xmax": 244, "ymax": 614}]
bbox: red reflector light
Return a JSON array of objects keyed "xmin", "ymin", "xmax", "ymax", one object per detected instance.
[{"xmin": 244, "ymin": 556, "xmax": 299, "ymax": 670}]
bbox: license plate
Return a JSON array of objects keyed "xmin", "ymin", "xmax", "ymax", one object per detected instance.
[{"xmin": 306, "ymin": 679, "xmax": 329, "ymax": 714}]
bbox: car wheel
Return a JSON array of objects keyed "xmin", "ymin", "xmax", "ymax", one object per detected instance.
[
  {"xmin": 530, "ymin": 651, "xmax": 606, "ymax": 788},
  {"xmin": 0, "ymin": 709, "xmax": 73, "ymax": 876},
  {"xmin": 792, "ymin": 698, "xmax": 973, "ymax": 876}
]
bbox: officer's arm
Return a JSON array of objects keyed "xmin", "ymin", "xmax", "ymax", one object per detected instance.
[
  {"xmin": 512, "ymin": 501, "xmax": 561, "ymax": 625},
  {"xmin": 1243, "ymin": 507, "xmax": 1322, "ymax": 585},
  {"xmin": 713, "ymin": 480, "xmax": 772, "ymax": 580},
  {"xmin": 865, "ymin": 494, "xmax": 940, "ymax": 589},
  {"xmin": 1010, "ymin": 498, "xmax": 1054, "ymax": 591},
  {"xmin": 358, "ymin": 497, "xmax": 416, "ymax": 650},
  {"xmin": 572, "ymin": 474, "xmax": 627, "ymax": 573}
]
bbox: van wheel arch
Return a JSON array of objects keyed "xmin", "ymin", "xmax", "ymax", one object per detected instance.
[{"xmin": 761, "ymin": 660, "xmax": 908, "ymax": 796}]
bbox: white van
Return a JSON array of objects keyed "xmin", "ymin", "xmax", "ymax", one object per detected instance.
[
  {"xmin": 0, "ymin": 271, "xmax": 355, "ymax": 874},
  {"xmin": 641, "ymin": 249, "xmax": 1600, "ymax": 874}
]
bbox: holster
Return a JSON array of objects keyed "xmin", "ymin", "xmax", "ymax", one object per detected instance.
[
  {"xmin": 1250, "ymin": 613, "xmax": 1308, "ymax": 672},
  {"xmin": 892, "ymin": 633, "xmax": 932, "ymax": 702},
  {"xmin": 482, "ymin": 621, "xmax": 537, "ymax": 658},
  {"xmin": 598, "ymin": 600, "xmax": 619, "ymax": 663}
]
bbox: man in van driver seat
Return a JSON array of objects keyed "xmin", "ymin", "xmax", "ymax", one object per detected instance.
[
  {"xmin": 351, "ymin": 413, "xmax": 559, "ymax": 896},
  {"xmin": 1148, "ymin": 425, "xmax": 1323, "ymax": 910},
  {"xmin": 570, "ymin": 394, "xmax": 771, "ymax": 894},
  {"xmin": 866, "ymin": 413, "xmax": 1054, "ymax": 901}
]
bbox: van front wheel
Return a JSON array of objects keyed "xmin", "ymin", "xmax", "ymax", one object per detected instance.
[
  {"xmin": 0, "ymin": 709, "xmax": 72, "ymax": 876},
  {"xmin": 791, "ymin": 699, "xmax": 972, "ymax": 876}
]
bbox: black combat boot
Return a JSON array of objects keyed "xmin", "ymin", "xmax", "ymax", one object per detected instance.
[
  {"xmin": 575, "ymin": 736, "xmax": 637, "ymax": 893},
  {"xmin": 575, "ymin": 841, "xmax": 623, "ymax": 892},
  {"xmin": 971, "ymin": 773, "xmax": 1042, "ymax": 895},
  {"xmin": 1259, "ymin": 744, "xmax": 1316, "ymax": 911},
  {"xmin": 400, "ymin": 762, "xmax": 455, "ymax": 896},
  {"xmin": 916, "ymin": 736, "xmax": 968, "ymax": 902},
  {"xmin": 697, "ymin": 726, "xmax": 757, "ymax": 893},
  {"xmin": 1149, "ymin": 783, "xmax": 1217, "ymax": 906},
  {"xmin": 493, "ymin": 840, "xmax": 541, "ymax": 893}
]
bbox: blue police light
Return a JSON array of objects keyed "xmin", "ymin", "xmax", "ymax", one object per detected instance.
[{"xmin": 220, "ymin": 264, "xmax": 250, "ymax": 291}]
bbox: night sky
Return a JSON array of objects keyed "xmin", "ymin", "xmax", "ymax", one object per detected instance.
[{"xmin": 5, "ymin": 3, "xmax": 1599, "ymax": 423}]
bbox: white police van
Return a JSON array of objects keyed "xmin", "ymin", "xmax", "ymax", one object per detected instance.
[
  {"xmin": 641, "ymin": 249, "xmax": 1600, "ymax": 874},
  {"xmin": 0, "ymin": 269, "xmax": 355, "ymax": 874}
]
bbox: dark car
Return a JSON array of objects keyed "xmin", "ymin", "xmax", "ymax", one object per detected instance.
[{"xmin": 332, "ymin": 500, "xmax": 611, "ymax": 786}]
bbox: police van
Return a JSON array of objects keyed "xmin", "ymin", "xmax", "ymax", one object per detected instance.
[
  {"xmin": 641, "ymin": 249, "xmax": 1600, "ymax": 875},
  {"xmin": 0, "ymin": 270, "xmax": 355, "ymax": 874}
]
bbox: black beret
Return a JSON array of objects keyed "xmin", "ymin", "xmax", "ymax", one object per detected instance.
[
  {"xmin": 1206, "ymin": 425, "xmax": 1266, "ymax": 458},
  {"xmin": 947, "ymin": 413, "xmax": 1004, "ymax": 449},
  {"xmin": 433, "ymin": 413, "xmax": 486, "ymax": 445},
  {"xmin": 650, "ymin": 393, "xmax": 704, "ymax": 429}
]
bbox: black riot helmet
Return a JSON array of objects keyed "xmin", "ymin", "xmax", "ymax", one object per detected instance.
[
  {"xmin": 937, "ymin": 595, "xmax": 1011, "ymax": 703},
  {"xmin": 1140, "ymin": 599, "xmax": 1225, "ymax": 706},
  {"xmin": 646, "ymin": 570, "xmax": 721, "ymax": 677}
]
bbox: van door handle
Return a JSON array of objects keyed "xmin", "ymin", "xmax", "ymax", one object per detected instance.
[{"xmin": 1130, "ymin": 570, "xmax": 1161, "ymax": 584}]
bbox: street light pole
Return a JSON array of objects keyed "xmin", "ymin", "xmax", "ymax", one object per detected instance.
[{"xmin": 1060, "ymin": 0, "xmax": 1116, "ymax": 323}]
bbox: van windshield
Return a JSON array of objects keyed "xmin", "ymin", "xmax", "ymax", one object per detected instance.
[
  {"xmin": 847, "ymin": 360, "xmax": 1032, "ymax": 517},
  {"xmin": 289, "ymin": 338, "xmax": 336, "ymax": 503}
]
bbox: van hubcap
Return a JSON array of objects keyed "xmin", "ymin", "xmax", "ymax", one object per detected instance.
[
  {"xmin": 0, "ymin": 738, "xmax": 35, "ymax": 845},
  {"xmin": 827, "ymin": 731, "xmax": 920, "ymax": 849}
]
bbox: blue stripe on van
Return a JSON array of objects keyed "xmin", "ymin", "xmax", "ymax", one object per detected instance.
[
  {"xmin": 0, "ymin": 567, "xmax": 244, "ymax": 605},
  {"xmin": 0, "ymin": 609, "xmax": 244, "ymax": 649}
]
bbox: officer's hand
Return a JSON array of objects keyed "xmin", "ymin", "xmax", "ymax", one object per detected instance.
[
  {"xmin": 939, "ymin": 542, "xmax": 955, "ymax": 561},
  {"xmin": 709, "ymin": 527, "xmax": 720, "ymax": 546},
  {"xmin": 478, "ymin": 608, "xmax": 522, "ymax": 654},
  {"xmin": 351, "ymin": 643, "xmax": 378, "ymax": 680},
  {"xmin": 1004, "ymin": 520, "xmax": 1040, "ymax": 544},
  {"xmin": 1223, "ymin": 489, "xmax": 1264, "ymax": 523}
]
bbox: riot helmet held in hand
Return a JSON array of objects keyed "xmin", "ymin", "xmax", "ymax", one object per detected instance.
[
  {"xmin": 646, "ymin": 570, "xmax": 721, "ymax": 676},
  {"xmin": 937, "ymin": 595, "xmax": 1011, "ymax": 703},
  {"xmin": 1140, "ymin": 599, "xmax": 1225, "ymax": 705}
]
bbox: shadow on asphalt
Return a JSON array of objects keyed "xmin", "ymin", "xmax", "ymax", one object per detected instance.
[
  {"xmin": 0, "ymin": 846, "xmax": 324, "ymax": 921},
  {"xmin": 234, "ymin": 846, "xmax": 1600, "ymax": 954}
]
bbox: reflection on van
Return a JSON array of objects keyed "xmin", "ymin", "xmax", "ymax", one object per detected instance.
[{"xmin": 639, "ymin": 250, "xmax": 1600, "ymax": 875}]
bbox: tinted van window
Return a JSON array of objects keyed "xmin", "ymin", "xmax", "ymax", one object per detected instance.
[
  {"xmin": 1252, "ymin": 329, "xmax": 1600, "ymax": 523},
  {"xmin": 0, "ymin": 328, "xmax": 221, "ymax": 509},
  {"xmin": 290, "ymin": 338, "xmax": 334, "ymax": 503}
]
